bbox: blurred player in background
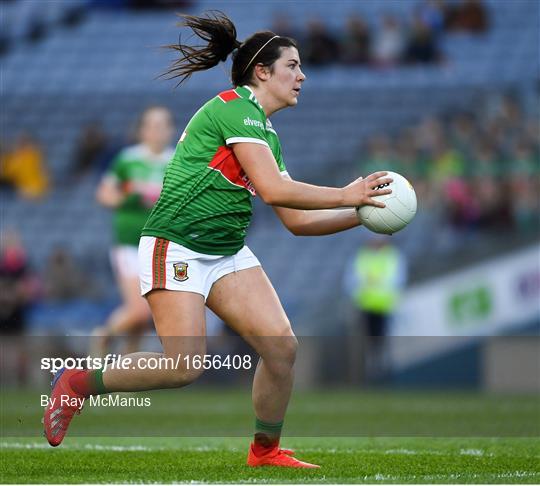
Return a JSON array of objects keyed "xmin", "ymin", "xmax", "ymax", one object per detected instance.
[
  {"xmin": 44, "ymin": 12, "xmax": 392, "ymax": 468},
  {"xmin": 92, "ymin": 106, "xmax": 174, "ymax": 357}
]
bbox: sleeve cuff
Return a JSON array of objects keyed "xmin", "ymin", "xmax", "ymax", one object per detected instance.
[{"xmin": 225, "ymin": 137, "xmax": 269, "ymax": 147}]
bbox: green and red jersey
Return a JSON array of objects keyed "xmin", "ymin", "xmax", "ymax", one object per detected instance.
[
  {"xmin": 106, "ymin": 144, "xmax": 173, "ymax": 246},
  {"xmin": 142, "ymin": 85, "xmax": 287, "ymax": 255}
]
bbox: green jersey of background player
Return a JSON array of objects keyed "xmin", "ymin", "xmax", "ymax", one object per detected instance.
[
  {"xmin": 93, "ymin": 106, "xmax": 174, "ymax": 358},
  {"xmin": 110, "ymin": 142, "xmax": 173, "ymax": 246}
]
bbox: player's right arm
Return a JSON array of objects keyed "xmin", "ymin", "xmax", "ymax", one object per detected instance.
[
  {"xmin": 96, "ymin": 151, "xmax": 128, "ymax": 208},
  {"xmin": 232, "ymin": 143, "xmax": 392, "ymax": 210},
  {"xmin": 96, "ymin": 176, "xmax": 124, "ymax": 208}
]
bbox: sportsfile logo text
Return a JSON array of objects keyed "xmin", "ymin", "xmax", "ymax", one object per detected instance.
[{"xmin": 40, "ymin": 354, "xmax": 176, "ymax": 374}]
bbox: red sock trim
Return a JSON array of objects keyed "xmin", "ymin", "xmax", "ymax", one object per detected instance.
[
  {"xmin": 252, "ymin": 438, "xmax": 280, "ymax": 457},
  {"xmin": 68, "ymin": 369, "xmax": 104, "ymax": 397}
]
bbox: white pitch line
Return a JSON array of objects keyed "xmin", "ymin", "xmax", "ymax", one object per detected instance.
[
  {"xmin": 303, "ymin": 471, "xmax": 540, "ymax": 484},
  {"xmin": 302, "ymin": 446, "xmax": 496, "ymax": 457},
  {"xmin": 0, "ymin": 442, "xmax": 520, "ymax": 457},
  {"xmin": 0, "ymin": 442, "xmax": 229, "ymax": 453},
  {"xmin": 112, "ymin": 471, "xmax": 540, "ymax": 484},
  {"xmin": 3, "ymin": 441, "xmax": 539, "ymax": 461},
  {"xmin": 459, "ymin": 448, "xmax": 485, "ymax": 456}
]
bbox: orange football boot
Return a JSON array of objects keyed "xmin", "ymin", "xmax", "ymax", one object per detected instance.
[
  {"xmin": 43, "ymin": 368, "xmax": 86, "ymax": 446},
  {"xmin": 247, "ymin": 443, "xmax": 320, "ymax": 468}
]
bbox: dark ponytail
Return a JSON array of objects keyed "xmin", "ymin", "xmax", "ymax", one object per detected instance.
[
  {"xmin": 163, "ymin": 11, "xmax": 298, "ymax": 87},
  {"xmin": 163, "ymin": 11, "xmax": 240, "ymax": 85}
]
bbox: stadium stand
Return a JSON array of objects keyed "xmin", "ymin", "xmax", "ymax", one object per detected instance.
[{"xmin": 1, "ymin": 0, "xmax": 538, "ymax": 334}]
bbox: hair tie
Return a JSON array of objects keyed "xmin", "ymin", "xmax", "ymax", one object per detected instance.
[{"xmin": 221, "ymin": 39, "xmax": 242, "ymax": 62}]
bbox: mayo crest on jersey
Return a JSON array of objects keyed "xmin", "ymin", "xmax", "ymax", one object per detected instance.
[
  {"xmin": 142, "ymin": 86, "xmax": 287, "ymax": 256},
  {"xmin": 106, "ymin": 144, "xmax": 173, "ymax": 246}
]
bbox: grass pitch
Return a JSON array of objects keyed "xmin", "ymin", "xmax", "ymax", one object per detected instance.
[
  {"xmin": 1, "ymin": 388, "xmax": 539, "ymax": 483},
  {"xmin": 2, "ymin": 436, "xmax": 539, "ymax": 484}
]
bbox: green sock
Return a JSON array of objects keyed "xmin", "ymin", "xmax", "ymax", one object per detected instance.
[
  {"xmin": 92, "ymin": 368, "xmax": 108, "ymax": 394},
  {"xmin": 254, "ymin": 418, "xmax": 283, "ymax": 450},
  {"xmin": 69, "ymin": 368, "xmax": 108, "ymax": 396}
]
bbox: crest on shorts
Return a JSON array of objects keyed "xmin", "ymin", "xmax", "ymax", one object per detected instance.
[{"xmin": 173, "ymin": 262, "xmax": 189, "ymax": 282}]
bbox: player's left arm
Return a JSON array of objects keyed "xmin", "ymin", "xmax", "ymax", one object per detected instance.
[
  {"xmin": 272, "ymin": 175, "xmax": 361, "ymax": 236},
  {"xmin": 273, "ymin": 205, "xmax": 360, "ymax": 236}
]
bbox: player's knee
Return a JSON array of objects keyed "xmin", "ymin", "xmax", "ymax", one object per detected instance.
[
  {"xmin": 162, "ymin": 351, "xmax": 206, "ymax": 387},
  {"xmin": 281, "ymin": 335, "xmax": 298, "ymax": 366},
  {"xmin": 92, "ymin": 326, "xmax": 111, "ymax": 338},
  {"xmin": 264, "ymin": 335, "xmax": 298, "ymax": 376},
  {"xmin": 125, "ymin": 304, "xmax": 150, "ymax": 325},
  {"xmin": 166, "ymin": 366, "xmax": 204, "ymax": 388}
]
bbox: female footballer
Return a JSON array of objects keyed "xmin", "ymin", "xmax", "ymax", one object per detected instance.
[
  {"xmin": 93, "ymin": 106, "xmax": 174, "ymax": 357},
  {"xmin": 44, "ymin": 12, "xmax": 392, "ymax": 469}
]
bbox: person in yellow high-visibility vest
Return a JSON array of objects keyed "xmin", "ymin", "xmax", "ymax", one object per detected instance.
[{"xmin": 344, "ymin": 236, "xmax": 407, "ymax": 382}]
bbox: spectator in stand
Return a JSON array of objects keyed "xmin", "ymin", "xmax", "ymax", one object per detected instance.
[
  {"xmin": 467, "ymin": 141, "xmax": 509, "ymax": 230},
  {"xmin": 442, "ymin": 176, "xmax": 479, "ymax": 230},
  {"xmin": 358, "ymin": 134, "xmax": 398, "ymax": 175},
  {"xmin": 482, "ymin": 117, "xmax": 510, "ymax": 156},
  {"xmin": 480, "ymin": 95, "xmax": 524, "ymax": 156},
  {"xmin": 474, "ymin": 176, "xmax": 511, "ymax": 230},
  {"xmin": 72, "ymin": 122, "xmax": 110, "ymax": 178},
  {"xmin": 510, "ymin": 139, "xmax": 538, "ymax": 178},
  {"xmin": 303, "ymin": 18, "xmax": 340, "ymax": 66},
  {"xmin": 448, "ymin": 112, "xmax": 477, "ymax": 159},
  {"xmin": 509, "ymin": 176, "xmax": 539, "ymax": 235},
  {"xmin": 494, "ymin": 95, "xmax": 524, "ymax": 147},
  {"xmin": 271, "ymin": 13, "xmax": 300, "ymax": 42},
  {"xmin": 25, "ymin": 9, "xmax": 47, "ymax": 43},
  {"xmin": 0, "ymin": 141, "xmax": 11, "ymax": 191},
  {"xmin": 42, "ymin": 247, "xmax": 96, "ymax": 302},
  {"xmin": 425, "ymin": 132, "xmax": 471, "ymax": 228},
  {"xmin": 417, "ymin": 0, "xmax": 446, "ymax": 35},
  {"xmin": 447, "ymin": 0, "xmax": 489, "ymax": 33},
  {"xmin": 1, "ymin": 133, "xmax": 49, "ymax": 199},
  {"xmin": 507, "ymin": 140, "xmax": 539, "ymax": 234},
  {"xmin": 415, "ymin": 116, "xmax": 445, "ymax": 155},
  {"xmin": 0, "ymin": 229, "xmax": 40, "ymax": 386},
  {"xmin": 0, "ymin": 230, "xmax": 37, "ymax": 335},
  {"xmin": 394, "ymin": 128, "xmax": 429, "ymax": 192},
  {"xmin": 470, "ymin": 140, "xmax": 501, "ymax": 178},
  {"xmin": 0, "ymin": 27, "xmax": 10, "ymax": 56},
  {"xmin": 428, "ymin": 134, "xmax": 465, "ymax": 184},
  {"xmin": 524, "ymin": 118, "xmax": 540, "ymax": 153},
  {"xmin": 341, "ymin": 14, "xmax": 371, "ymax": 65},
  {"xmin": 404, "ymin": 12, "xmax": 442, "ymax": 64},
  {"xmin": 371, "ymin": 14, "xmax": 406, "ymax": 67}
]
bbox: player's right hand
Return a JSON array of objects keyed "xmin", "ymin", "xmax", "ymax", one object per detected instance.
[{"xmin": 342, "ymin": 171, "xmax": 393, "ymax": 208}]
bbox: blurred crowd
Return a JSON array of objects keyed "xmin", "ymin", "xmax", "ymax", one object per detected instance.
[
  {"xmin": 2, "ymin": 90, "xmax": 537, "ymax": 336},
  {"xmin": 0, "ymin": 134, "xmax": 49, "ymax": 199},
  {"xmin": 354, "ymin": 94, "xmax": 540, "ymax": 235},
  {"xmin": 0, "ymin": 229, "xmax": 101, "ymax": 335},
  {"xmin": 0, "ymin": 0, "xmax": 193, "ymax": 57},
  {"xmin": 1, "ymin": 0, "xmax": 488, "ymax": 67},
  {"xmin": 273, "ymin": 0, "xmax": 489, "ymax": 67}
]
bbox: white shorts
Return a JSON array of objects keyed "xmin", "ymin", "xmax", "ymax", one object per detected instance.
[
  {"xmin": 110, "ymin": 245, "xmax": 140, "ymax": 279},
  {"xmin": 138, "ymin": 236, "xmax": 261, "ymax": 300}
]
